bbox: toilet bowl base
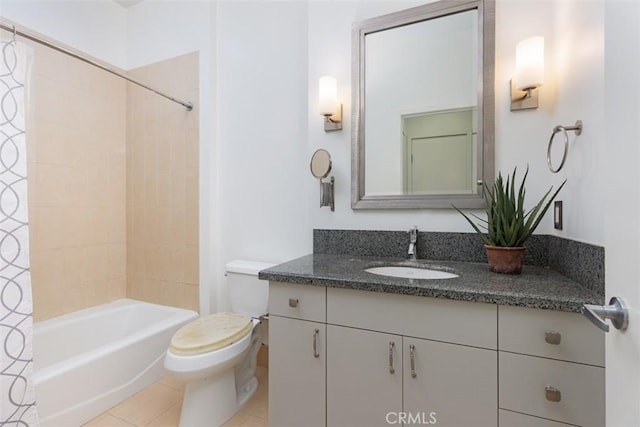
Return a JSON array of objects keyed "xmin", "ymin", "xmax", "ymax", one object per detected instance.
[
  {"xmin": 179, "ymin": 370, "xmax": 238, "ymax": 427},
  {"xmin": 237, "ymin": 376, "xmax": 258, "ymax": 409}
]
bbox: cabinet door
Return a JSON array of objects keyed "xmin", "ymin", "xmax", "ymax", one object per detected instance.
[
  {"xmin": 269, "ymin": 316, "xmax": 325, "ymax": 427},
  {"xmin": 403, "ymin": 337, "xmax": 497, "ymax": 427},
  {"xmin": 327, "ymin": 325, "xmax": 402, "ymax": 427}
]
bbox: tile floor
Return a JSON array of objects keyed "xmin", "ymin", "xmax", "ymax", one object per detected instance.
[{"xmin": 83, "ymin": 366, "xmax": 268, "ymax": 427}]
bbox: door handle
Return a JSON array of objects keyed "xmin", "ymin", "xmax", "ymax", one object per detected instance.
[{"xmin": 581, "ymin": 296, "xmax": 629, "ymax": 332}]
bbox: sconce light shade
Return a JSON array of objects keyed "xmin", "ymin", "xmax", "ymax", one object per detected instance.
[
  {"xmin": 318, "ymin": 75, "xmax": 342, "ymax": 131},
  {"xmin": 319, "ymin": 75, "xmax": 338, "ymax": 115},
  {"xmin": 515, "ymin": 36, "xmax": 544, "ymax": 91}
]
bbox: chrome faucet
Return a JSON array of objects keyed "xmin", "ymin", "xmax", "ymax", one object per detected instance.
[{"xmin": 407, "ymin": 226, "xmax": 418, "ymax": 261}]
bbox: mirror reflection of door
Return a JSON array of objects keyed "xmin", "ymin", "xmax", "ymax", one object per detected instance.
[{"xmin": 402, "ymin": 108, "xmax": 477, "ymax": 195}]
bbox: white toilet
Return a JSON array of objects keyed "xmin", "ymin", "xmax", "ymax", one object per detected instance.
[{"xmin": 164, "ymin": 260, "xmax": 274, "ymax": 427}]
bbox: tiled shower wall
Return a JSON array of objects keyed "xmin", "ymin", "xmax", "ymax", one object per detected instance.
[
  {"xmin": 28, "ymin": 43, "xmax": 127, "ymax": 321},
  {"xmin": 125, "ymin": 52, "xmax": 199, "ymax": 312},
  {"xmin": 26, "ymin": 41, "xmax": 199, "ymax": 320}
]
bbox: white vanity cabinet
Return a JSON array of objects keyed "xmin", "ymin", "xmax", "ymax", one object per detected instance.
[
  {"xmin": 268, "ymin": 282, "xmax": 605, "ymax": 427},
  {"xmin": 326, "ymin": 287, "xmax": 498, "ymax": 427},
  {"xmin": 268, "ymin": 283, "xmax": 327, "ymax": 427},
  {"xmin": 326, "ymin": 326, "xmax": 498, "ymax": 427},
  {"xmin": 498, "ymin": 306, "xmax": 605, "ymax": 427}
]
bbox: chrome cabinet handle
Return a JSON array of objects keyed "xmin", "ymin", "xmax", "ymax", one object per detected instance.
[
  {"xmin": 545, "ymin": 386, "xmax": 562, "ymax": 402},
  {"xmin": 581, "ymin": 296, "xmax": 629, "ymax": 332},
  {"xmin": 389, "ymin": 342, "xmax": 395, "ymax": 374},
  {"xmin": 313, "ymin": 329, "xmax": 320, "ymax": 358},
  {"xmin": 409, "ymin": 344, "xmax": 417, "ymax": 378},
  {"xmin": 289, "ymin": 298, "xmax": 299, "ymax": 308},
  {"xmin": 544, "ymin": 331, "xmax": 561, "ymax": 345}
]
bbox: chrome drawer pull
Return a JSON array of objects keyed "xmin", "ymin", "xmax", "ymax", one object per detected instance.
[
  {"xmin": 545, "ymin": 330, "xmax": 561, "ymax": 345},
  {"xmin": 313, "ymin": 329, "xmax": 320, "ymax": 358},
  {"xmin": 389, "ymin": 342, "xmax": 395, "ymax": 374},
  {"xmin": 289, "ymin": 298, "xmax": 299, "ymax": 308},
  {"xmin": 545, "ymin": 386, "xmax": 562, "ymax": 402},
  {"xmin": 409, "ymin": 344, "xmax": 417, "ymax": 378}
]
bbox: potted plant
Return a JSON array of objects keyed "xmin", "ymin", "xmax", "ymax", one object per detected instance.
[{"xmin": 454, "ymin": 167, "xmax": 566, "ymax": 274}]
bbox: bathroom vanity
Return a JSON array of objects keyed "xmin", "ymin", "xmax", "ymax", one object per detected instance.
[{"xmin": 261, "ymin": 254, "xmax": 605, "ymax": 427}]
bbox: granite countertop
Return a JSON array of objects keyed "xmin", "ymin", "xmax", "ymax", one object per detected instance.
[{"xmin": 258, "ymin": 254, "xmax": 604, "ymax": 313}]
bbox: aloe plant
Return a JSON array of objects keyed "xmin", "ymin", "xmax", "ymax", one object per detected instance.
[{"xmin": 454, "ymin": 167, "xmax": 566, "ymax": 247}]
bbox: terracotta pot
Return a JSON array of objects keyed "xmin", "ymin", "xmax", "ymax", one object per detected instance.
[{"xmin": 484, "ymin": 245, "xmax": 525, "ymax": 275}]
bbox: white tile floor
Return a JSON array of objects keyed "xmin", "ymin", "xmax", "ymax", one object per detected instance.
[{"xmin": 83, "ymin": 366, "xmax": 268, "ymax": 427}]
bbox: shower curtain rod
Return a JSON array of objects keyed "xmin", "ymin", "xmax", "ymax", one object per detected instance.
[{"xmin": 0, "ymin": 23, "xmax": 193, "ymax": 111}]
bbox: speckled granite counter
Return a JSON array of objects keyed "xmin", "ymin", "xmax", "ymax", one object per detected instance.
[{"xmin": 258, "ymin": 254, "xmax": 604, "ymax": 313}]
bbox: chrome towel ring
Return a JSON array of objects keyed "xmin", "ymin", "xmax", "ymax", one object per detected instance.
[{"xmin": 547, "ymin": 120, "xmax": 583, "ymax": 173}]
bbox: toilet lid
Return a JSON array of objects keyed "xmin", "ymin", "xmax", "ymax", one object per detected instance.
[{"xmin": 170, "ymin": 312, "xmax": 253, "ymax": 356}]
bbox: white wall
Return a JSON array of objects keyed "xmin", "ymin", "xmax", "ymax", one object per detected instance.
[
  {"xmin": 125, "ymin": 0, "xmax": 211, "ymax": 69},
  {"xmin": 0, "ymin": 0, "xmax": 127, "ymax": 69},
  {"xmin": 308, "ymin": 0, "xmax": 605, "ymax": 246},
  {"xmin": 216, "ymin": 0, "xmax": 310, "ymax": 311}
]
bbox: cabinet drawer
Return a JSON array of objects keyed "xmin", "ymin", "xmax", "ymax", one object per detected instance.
[
  {"xmin": 499, "ymin": 352, "xmax": 604, "ymax": 427},
  {"xmin": 499, "ymin": 410, "xmax": 575, "ymax": 426},
  {"xmin": 327, "ymin": 287, "xmax": 496, "ymax": 349},
  {"xmin": 499, "ymin": 305, "xmax": 604, "ymax": 366},
  {"xmin": 269, "ymin": 282, "xmax": 326, "ymax": 322}
]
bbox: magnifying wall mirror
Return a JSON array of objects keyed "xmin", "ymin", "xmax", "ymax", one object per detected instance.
[
  {"xmin": 310, "ymin": 149, "xmax": 335, "ymax": 211},
  {"xmin": 351, "ymin": 0, "xmax": 495, "ymax": 209},
  {"xmin": 311, "ymin": 149, "xmax": 332, "ymax": 179}
]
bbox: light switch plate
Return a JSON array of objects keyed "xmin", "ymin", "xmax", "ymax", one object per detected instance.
[{"xmin": 554, "ymin": 201, "xmax": 563, "ymax": 230}]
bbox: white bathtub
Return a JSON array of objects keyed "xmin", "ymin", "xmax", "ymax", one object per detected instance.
[{"xmin": 33, "ymin": 298, "xmax": 198, "ymax": 427}]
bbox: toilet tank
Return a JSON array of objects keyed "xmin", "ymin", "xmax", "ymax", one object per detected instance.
[{"xmin": 226, "ymin": 260, "xmax": 275, "ymax": 317}]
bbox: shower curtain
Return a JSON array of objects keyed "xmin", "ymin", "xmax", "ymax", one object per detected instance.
[{"xmin": 0, "ymin": 38, "xmax": 39, "ymax": 426}]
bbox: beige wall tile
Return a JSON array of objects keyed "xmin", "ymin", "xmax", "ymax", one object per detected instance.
[
  {"xmin": 169, "ymin": 132, "xmax": 186, "ymax": 170},
  {"xmin": 153, "ymin": 207, "xmax": 172, "ymax": 244},
  {"xmin": 184, "ymin": 245, "xmax": 199, "ymax": 286},
  {"xmin": 33, "ymin": 163, "xmax": 75, "ymax": 207},
  {"xmin": 155, "ymin": 172, "xmax": 170, "ymax": 207},
  {"xmin": 185, "ymin": 168, "xmax": 198, "ymax": 209},
  {"xmin": 170, "ymin": 206, "xmax": 186, "ymax": 245},
  {"xmin": 181, "ymin": 283, "xmax": 199, "ymax": 313},
  {"xmin": 170, "ymin": 169, "xmax": 186, "ymax": 208},
  {"xmin": 29, "ymin": 50, "xmax": 200, "ymax": 320},
  {"xmin": 185, "ymin": 206, "xmax": 198, "ymax": 246},
  {"xmin": 185, "ymin": 129, "xmax": 199, "ymax": 170},
  {"xmin": 28, "ymin": 44, "xmax": 128, "ymax": 321},
  {"xmin": 157, "ymin": 133, "xmax": 172, "ymax": 172}
]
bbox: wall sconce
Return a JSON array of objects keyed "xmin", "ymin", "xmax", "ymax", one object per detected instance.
[
  {"xmin": 510, "ymin": 36, "xmax": 544, "ymax": 111},
  {"xmin": 319, "ymin": 75, "xmax": 342, "ymax": 131}
]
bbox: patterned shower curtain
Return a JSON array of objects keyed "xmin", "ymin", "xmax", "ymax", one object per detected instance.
[{"xmin": 0, "ymin": 39, "xmax": 39, "ymax": 426}]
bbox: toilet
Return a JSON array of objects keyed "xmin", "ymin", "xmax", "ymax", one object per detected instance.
[{"xmin": 164, "ymin": 260, "xmax": 274, "ymax": 427}]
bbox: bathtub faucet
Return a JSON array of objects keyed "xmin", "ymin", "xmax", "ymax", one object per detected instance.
[{"xmin": 407, "ymin": 226, "xmax": 418, "ymax": 261}]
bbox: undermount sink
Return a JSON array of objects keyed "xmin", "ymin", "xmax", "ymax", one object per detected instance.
[{"xmin": 365, "ymin": 265, "xmax": 458, "ymax": 280}]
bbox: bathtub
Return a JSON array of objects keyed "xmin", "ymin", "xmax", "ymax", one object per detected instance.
[{"xmin": 32, "ymin": 299, "xmax": 198, "ymax": 427}]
